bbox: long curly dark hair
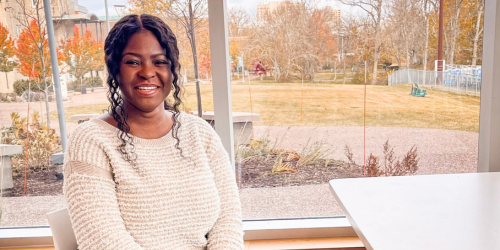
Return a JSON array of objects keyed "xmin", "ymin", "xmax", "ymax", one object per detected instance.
[{"xmin": 104, "ymin": 14, "xmax": 184, "ymax": 164}]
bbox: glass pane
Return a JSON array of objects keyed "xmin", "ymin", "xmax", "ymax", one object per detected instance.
[
  {"xmin": 229, "ymin": 0, "xmax": 483, "ymax": 220},
  {"xmin": 0, "ymin": 0, "xmax": 485, "ymax": 229},
  {"xmin": 1, "ymin": 0, "xmax": 110, "ymax": 227}
]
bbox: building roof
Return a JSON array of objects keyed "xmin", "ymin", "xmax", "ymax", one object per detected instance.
[
  {"xmin": 98, "ymin": 16, "xmax": 122, "ymax": 21},
  {"xmin": 56, "ymin": 13, "xmax": 101, "ymax": 22}
]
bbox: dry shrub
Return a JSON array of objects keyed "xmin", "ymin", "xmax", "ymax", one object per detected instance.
[
  {"xmin": 344, "ymin": 145, "xmax": 356, "ymax": 171},
  {"xmin": 272, "ymin": 153, "xmax": 298, "ymax": 174},
  {"xmin": 297, "ymin": 139, "xmax": 332, "ymax": 167},
  {"xmin": 1, "ymin": 112, "xmax": 61, "ymax": 176},
  {"xmin": 366, "ymin": 154, "xmax": 380, "ymax": 176},
  {"xmin": 344, "ymin": 140, "xmax": 419, "ymax": 177},
  {"xmin": 379, "ymin": 140, "xmax": 418, "ymax": 177},
  {"xmin": 236, "ymin": 138, "xmax": 271, "ymax": 159}
]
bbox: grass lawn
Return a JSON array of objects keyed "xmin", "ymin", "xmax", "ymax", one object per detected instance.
[{"xmin": 52, "ymin": 83, "xmax": 480, "ymax": 132}]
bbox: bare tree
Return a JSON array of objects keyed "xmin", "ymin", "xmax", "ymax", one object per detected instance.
[
  {"xmin": 423, "ymin": 0, "xmax": 439, "ymax": 70},
  {"xmin": 166, "ymin": 0, "xmax": 207, "ymax": 117},
  {"xmin": 338, "ymin": 0, "xmax": 385, "ymax": 85},
  {"xmin": 228, "ymin": 7, "xmax": 249, "ymax": 38},
  {"xmin": 471, "ymin": 0, "xmax": 484, "ymax": 66},
  {"xmin": 247, "ymin": 1, "xmax": 331, "ymax": 83},
  {"xmin": 248, "ymin": 2, "xmax": 309, "ymax": 82},
  {"xmin": 446, "ymin": 0, "xmax": 464, "ymax": 65}
]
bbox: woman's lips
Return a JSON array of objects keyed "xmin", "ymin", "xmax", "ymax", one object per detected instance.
[{"xmin": 134, "ymin": 86, "xmax": 160, "ymax": 96}]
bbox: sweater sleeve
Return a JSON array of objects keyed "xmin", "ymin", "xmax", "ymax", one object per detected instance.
[
  {"xmin": 205, "ymin": 133, "xmax": 244, "ymax": 249},
  {"xmin": 63, "ymin": 128, "xmax": 145, "ymax": 250}
]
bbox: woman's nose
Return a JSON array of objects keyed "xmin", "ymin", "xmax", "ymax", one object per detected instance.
[{"xmin": 139, "ymin": 62, "xmax": 155, "ymax": 79}]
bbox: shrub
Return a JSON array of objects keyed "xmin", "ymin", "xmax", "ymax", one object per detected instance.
[
  {"xmin": 236, "ymin": 138, "xmax": 271, "ymax": 158},
  {"xmin": 344, "ymin": 140, "xmax": 418, "ymax": 177},
  {"xmin": 296, "ymin": 139, "xmax": 332, "ymax": 167},
  {"xmin": 12, "ymin": 79, "xmax": 43, "ymax": 96},
  {"xmin": 0, "ymin": 112, "xmax": 61, "ymax": 176},
  {"xmin": 351, "ymin": 71, "xmax": 369, "ymax": 85},
  {"xmin": 21, "ymin": 91, "xmax": 46, "ymax": 102},
  {"xmin": 67, "ymin": 76, "xmax": 104, "ymax": 91},
  {"xmin": 0, "ymin": 93, "xmax": 16, "ymax": 102},
  {"xmin": 272, "ymin": 153, "xmax": 297, "ymax": 174}
]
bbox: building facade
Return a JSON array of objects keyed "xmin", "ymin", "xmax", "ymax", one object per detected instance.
[{"xmin": 0, "ymin": 0, "xmax": 119, "ymax": 94}]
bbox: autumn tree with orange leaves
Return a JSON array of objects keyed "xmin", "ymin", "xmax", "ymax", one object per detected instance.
[
  {"xmin": 60, "ymin": 26, "xmax": 104, "ymax": 87},
  {"xmin": 0, "ymin": 22, "xmax": 17, "ymax": 90},
  {"xmin": 15, "ymin": 20, "xmax": 64, "ymax": 125},
  {"xmin": 16, "ymin": 20, "xmax": 62, "ymax": 81}
]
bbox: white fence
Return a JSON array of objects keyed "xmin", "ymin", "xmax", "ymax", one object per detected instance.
[{"xmin": 388, "ymin": 69, "xmax": 481, "ymax": 97}]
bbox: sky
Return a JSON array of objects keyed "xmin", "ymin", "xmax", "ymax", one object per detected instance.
[{"xmin": 84, "ymin": 0, "xmax": 345, "ymax": 17}]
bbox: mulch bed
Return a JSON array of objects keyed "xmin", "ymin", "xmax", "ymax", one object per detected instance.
[
  {"xmin": 3, "ymin": 166, "xmax": 63, "ymax": 197},
  {"xmin": 3, "ymin": 155, "xmax": 364, "ymax": 197},
  {"xmin": 237, "ymin": 154, "xmax": 364, "ymax": 188}
]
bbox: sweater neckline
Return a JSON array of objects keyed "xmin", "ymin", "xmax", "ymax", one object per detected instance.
[{"xmin": 90, "ymin": 112, "xmax": 182, "ymax": 147}]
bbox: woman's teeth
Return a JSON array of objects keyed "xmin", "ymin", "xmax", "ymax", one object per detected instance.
[{"xmin": 137, "ymin": 86, "xmax": 158, "ymax": 90}]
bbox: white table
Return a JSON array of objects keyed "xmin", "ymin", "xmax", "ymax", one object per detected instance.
[{"xmin": 329, "ymin": 173, "xmax": 500, "ymax": 250}]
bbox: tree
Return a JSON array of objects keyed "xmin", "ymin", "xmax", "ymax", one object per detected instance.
[
  {"xmin": 16, "ymin": 19, "xmax": 64, "ymax": 82},
  {"xmin": 470, "ymin": 0, "xmax": 484, "ymax": 66},
  {"xmin": 228, "ymin": 7, "xmax": 249, "ymax": 38},
  {"xmin": 338, "ymin": 0, "xmax": 385, "ymax": 84},
  {"xmin": 248, "ymin": 2, "xmax": 320, "ymax": 82},
  {"xmin": 8, "ymin": 0, "xmax": 67, "ymax": 128},
  {"xmin": 196, "ymin": 27, "xmax": 211, "ymax": 79},
  {"xmin": 444, "ymin": 0, "xmax": 465, "ymax": 65},
  {"xmin": 60, "ymin": 26, "xmax": 104, "ymax": 88},
  {"xmin": 0, "ymin": 22, "xmax": 17, "ymax": 90}
]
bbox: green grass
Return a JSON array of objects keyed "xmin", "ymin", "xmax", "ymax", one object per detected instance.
[{"xmin": 52, "ymin": 83, "xmax": 480, "ymax": 132}]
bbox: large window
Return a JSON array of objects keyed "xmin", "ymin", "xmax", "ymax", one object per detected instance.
[
  {"xmin": 225, "ymin": 0, "xmax": 483, "ymax": 220},
  {"xmin": 0, "ymin": 0, "xmax": 488, "ymax": 230}
]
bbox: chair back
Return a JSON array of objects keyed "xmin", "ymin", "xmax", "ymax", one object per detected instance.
[{"xmin": 47, "ymin": 208, "xmax": 78, "ymax": 250}]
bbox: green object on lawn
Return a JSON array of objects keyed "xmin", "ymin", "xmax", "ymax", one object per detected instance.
[{"xmin": 410, "ymin": 83, "xmax": 426, "ymax": 97}]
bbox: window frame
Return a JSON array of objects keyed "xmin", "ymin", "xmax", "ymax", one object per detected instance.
[{"xmin": 1, "ymin": 0, "xmax": 499, "ymax": 246}]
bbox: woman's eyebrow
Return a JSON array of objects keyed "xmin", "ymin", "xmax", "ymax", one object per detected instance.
[
  {"xmin": 151, "ymin": 53, "xmax": 167, "ymax": 58},
  {"xmin": 122, "ymin": 52, "xmax": 166, "ymax": 58}
]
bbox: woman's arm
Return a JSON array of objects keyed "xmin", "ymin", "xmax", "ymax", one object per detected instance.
[
  {"xmin": 205, "ymin": 142, "xmax": 244, "ymax": 249},
  {"xmin": 63, "ymin": 130, "xmax": 145, "ymax": 250}
]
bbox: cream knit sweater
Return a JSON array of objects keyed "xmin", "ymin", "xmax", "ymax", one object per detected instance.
[{"xmin": 63, "ymin": 112, "xmax": 244, "ymax": 250}]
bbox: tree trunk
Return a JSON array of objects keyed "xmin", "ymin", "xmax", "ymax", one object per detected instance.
[
  {"xmin": 342, "ymin": 56, "xmax": 346, "ymax": 85},
  {"xmin": 423, "ymin": 9, "xmax": 430, "ymax": 85},
  {"xmin": 448, "ymin": 0, "xmax": 463, "ymax": 65},
  {"xmin": 372, "ymin": 13, "xmax": 382, "ymax": 85},
  {"xmin": 188, "ymin": 0, "xmax": 202, "ymax": 117},
  {"xmin": 35, "ymin": 6, "xmax": 50, "ymax": 128},
  {"xmin": 5, "ymin": 72, "xmax": 9, "ymax": 89},
  {"xmin": 472, "ymin": 0, "xmax": 484, "ymax": 66}
]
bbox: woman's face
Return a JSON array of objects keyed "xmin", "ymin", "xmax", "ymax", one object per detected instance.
[{"xmin": 117, "ymin": 29, "xmax": 172, "ymax": 113}]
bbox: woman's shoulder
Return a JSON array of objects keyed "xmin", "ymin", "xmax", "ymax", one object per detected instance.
[
  {"xmin": 178, "ymin": 112, "xmax": 218, "ymax": 137},
  {"xmin": 178, "ymin": 111, "xmax": 211, "ymax": 128},
  {"xmin": 68, "ymin": 117, "xmax": 117, "ymax": 147}
]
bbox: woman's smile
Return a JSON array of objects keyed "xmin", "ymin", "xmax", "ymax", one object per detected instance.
[{"xmin": 134, "ymin": 84, "xmax": 161, "ymax": 96}]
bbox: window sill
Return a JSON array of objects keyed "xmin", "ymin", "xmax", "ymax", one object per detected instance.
[{"xmin": 0, "ymin": 217, "xmax": 356, "ymax": 248}]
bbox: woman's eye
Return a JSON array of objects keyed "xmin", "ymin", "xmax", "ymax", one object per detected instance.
[
  {"xmin": 125, "ymin": 60, "xmax": 139, "ymax": 65},
  {"xmin": 155, "ymin": 61, "xmax": 169, "ymax": 65}
]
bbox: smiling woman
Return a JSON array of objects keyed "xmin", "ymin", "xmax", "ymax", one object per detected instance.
[{"xmin": 62, "ymin": 14, "xmax": 244, "ymax": 249}]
